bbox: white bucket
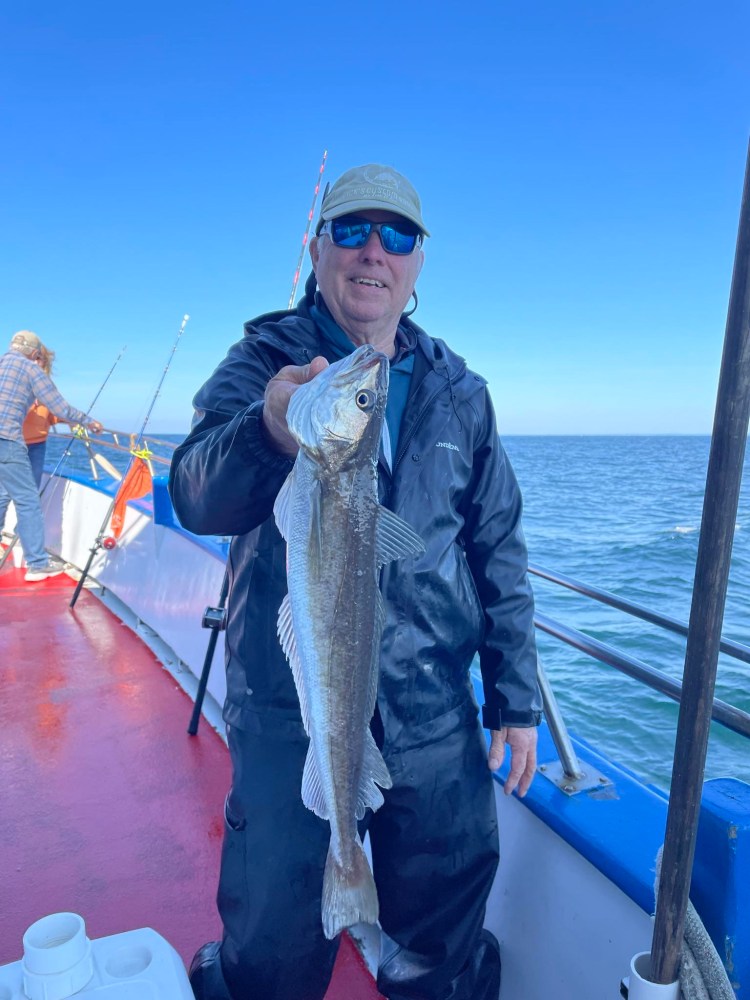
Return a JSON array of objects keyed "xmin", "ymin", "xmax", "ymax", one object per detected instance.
[{"xmin": 626, "ymin": 952, "xmax": 680, "ymax": 1000}]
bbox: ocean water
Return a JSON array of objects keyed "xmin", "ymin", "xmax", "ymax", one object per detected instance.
[
  {"xmin": 503, "ymin": 435, "xmax": 750, "ymax": 792},
  {"xmin": 44, "ymin": 432, "xmax": 750, "ymax": 792}
]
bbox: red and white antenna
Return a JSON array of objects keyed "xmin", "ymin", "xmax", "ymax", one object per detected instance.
[{"xmin": 288, "ymin": 149, "xmax": 328, "ymax": 309}]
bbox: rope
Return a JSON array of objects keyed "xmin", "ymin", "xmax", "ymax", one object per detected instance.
[{"xmin": 654, "ymin": 847, "xmax": 736, "ymax": 999}]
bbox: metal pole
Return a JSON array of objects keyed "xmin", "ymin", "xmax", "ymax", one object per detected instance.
[
  {"xmin": 537, "ymin": 661, "xmax": 584, "ymax": 780},
  {"xmin": 187, "ymin": 570, "xmax": 230, "ymax": 735},
  {"xmin": 650, "ymin": 139, "xmax": 750, "ymax": 985}
]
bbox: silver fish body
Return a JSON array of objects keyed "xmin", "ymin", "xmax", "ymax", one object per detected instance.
[{"xmin": 274, "ymin": 344, "xmax": 425, "ymax": 940}]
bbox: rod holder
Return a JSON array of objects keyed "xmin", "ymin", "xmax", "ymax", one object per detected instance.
[{"xmin": 622, "ymin": 953, "xmax": 679, "ymax": 1000}]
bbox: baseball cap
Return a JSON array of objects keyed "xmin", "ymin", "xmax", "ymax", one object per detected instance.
[
  {"xmin": 316, "ymin": 164, "xmax": 430, "ymax": 237},
  {"xmin": 10, "ymin": 330, "xmax": 42, "ymax": 354}
]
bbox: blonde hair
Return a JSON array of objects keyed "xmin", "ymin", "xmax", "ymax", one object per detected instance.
[{"xmin": 38, "ymin": 345, "xmax": 55, "ymax": 375}]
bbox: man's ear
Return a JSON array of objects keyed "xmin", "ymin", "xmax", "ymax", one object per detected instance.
[
  {"xmin": 416, "ymin": 247, "xmax": 425, "ymax": 280},
  {"xmin": 309, "ymin": 236, "xmax": 320, "ymax": 270}
]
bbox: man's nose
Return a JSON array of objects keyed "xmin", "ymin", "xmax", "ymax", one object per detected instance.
[{"xmin": 358, "ymin": 228, "xmax": 386, "ymax": 259}]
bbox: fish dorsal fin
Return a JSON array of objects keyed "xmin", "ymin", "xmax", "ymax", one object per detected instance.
[
  {"xmin": 273, "ymin": 468, "xmax": 294, "ymax": 543},
  {"xmin": 375, "ymin": 506, "xmax": 425, "ymax": 567},
  {"xmin": 277, "ymin": 592, "xmax": 311, "ymax": 734},
  {"xmin": 355, "ymin": 728, "xmax": 393, "ymax": 819},
  {"xmin": 302, "ymin": 741, "xmax": 329, "ymax": 820}
]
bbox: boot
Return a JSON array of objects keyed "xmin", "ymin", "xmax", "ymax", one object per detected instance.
[{"xmin": 189, "ymin": 941, "xmax": 234, "ymax": 1000}]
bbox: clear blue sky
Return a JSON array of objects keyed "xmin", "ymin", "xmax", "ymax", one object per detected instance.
[{"xmin": 2, "ymin": 1, "xmax": 748, "ymax": 434}]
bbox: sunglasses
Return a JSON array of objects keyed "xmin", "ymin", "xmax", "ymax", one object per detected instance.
[{"xmin": 320, "ymin": 216, "xmax": 423, "ymax": 256}]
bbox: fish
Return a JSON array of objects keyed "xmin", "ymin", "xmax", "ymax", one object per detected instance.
[{"xmin": 273, "ymin": 343, "xmax": 425, "ymax": 940}]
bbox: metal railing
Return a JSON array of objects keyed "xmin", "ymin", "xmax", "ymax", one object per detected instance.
[
  {"xmin": 529, "ymin": 562, "xmax": 750, "ymax": 781},
  {"xmin": 30, "ymin": 430, "xmax": 750, "ymax": 769},
  {"xmin": 46, "ymin": 425, "xmax": 176, "ymax": 482}
]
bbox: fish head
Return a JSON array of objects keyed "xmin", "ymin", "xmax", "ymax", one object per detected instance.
[{"xmin": 287, "ymin": 344, "xmax": 388, "ymax": 467}]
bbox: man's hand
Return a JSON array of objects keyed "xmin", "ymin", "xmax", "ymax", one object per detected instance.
[
  {"xmin": 262, "ymin": 356, "xmax": 329, "ymax": 457},
  {"xmin": 487, "ymin": 726, "xmax": 538, "ymax": 797},
  {"xmin": 88, "ymin": 420, "xmax": 103, "ymax": 434}
]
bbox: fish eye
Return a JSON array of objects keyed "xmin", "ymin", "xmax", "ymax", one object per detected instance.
[{"xmin": 356, "ymin": 389, "xmax": 375, "ymax": 411}]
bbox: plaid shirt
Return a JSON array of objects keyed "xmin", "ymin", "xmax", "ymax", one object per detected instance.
[{"xmin": 0, "ymin": 350, "xmax": 89, "ymax": 444}]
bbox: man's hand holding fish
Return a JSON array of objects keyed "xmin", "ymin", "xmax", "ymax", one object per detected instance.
[{"xmin": 262, "ymin": 355, "xmax": 329, "ymax": 457}]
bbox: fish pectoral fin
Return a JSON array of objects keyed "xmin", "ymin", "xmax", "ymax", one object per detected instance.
[
  {"xmin": 302, "ymin": 742, "xmax": 329, "ymax": 819},
  {"xmin": 375, "ymin": 506, "xmax": 426, "ymax": 567},
  {"xmin": 277, "ymin": 593, "xmax": 311, "ymax": 734},
  {"xmin": 273, "ymin": 468, "xmax": 295, "ymax": 543},
  {"xmin": 310, "ymin": 478, "xmax": 323, "ymax": 564},
  {"xmin": 355, "ymin": 730, "xmax": 393, "ymax": 819}
]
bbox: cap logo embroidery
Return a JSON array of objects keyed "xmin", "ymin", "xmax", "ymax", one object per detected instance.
[{"xmin": 363, "ymin": 166, "xmax": 401, "ymax": 191}]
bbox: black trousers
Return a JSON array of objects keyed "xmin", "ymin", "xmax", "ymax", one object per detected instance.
[{"xmin": 202, "ymin": 715, "xmax": 500, "ymax": 1000}]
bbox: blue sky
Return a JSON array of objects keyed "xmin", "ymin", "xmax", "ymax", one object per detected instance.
[{"xmin": 2, "ymin": 1, "xmax": 748, "ymax": 434}]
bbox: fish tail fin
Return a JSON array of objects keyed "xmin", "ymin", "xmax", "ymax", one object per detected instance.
[{"xmin": 322, "ymin": 837, "xmax": 378, "ymax": 940}]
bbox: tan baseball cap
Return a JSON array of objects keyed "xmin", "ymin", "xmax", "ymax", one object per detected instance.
[
  {"xmin": 10, "ymin": 330, "xmax": 42, "ymax": 354},
  {"xmin": 316, "ymin": 164, "xmax": 430, "ymax": 237}
]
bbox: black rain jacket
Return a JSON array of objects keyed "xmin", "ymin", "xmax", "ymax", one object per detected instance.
[{"xmin": 168, "ymin": 289, "xmax": 541, "ymax": 751}]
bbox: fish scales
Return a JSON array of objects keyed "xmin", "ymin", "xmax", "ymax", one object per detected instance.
[{"xmin": 274, "ymin": 344, "xmax": 425, "ymax": 940}]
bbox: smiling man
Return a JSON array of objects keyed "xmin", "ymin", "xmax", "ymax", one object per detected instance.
[{"xmin": 170, "ymin": 164, "xmax": 541, "ymax": 1000}]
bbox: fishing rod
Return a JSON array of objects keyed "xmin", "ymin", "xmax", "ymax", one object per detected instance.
[
  {"xmin": 69, "ymin": 315, "xmax": 189, "ymax": 608},
  {"xmin": 190, "ymin": 157, "xmax": 330, "ymax": 732},
  {"xmin": 42, "ymin": 345, "xmax": 128, "ymax": 489},
  {"xmin": 0, "ymin": 345, "xmax": 127, "ymax": 572},
  {"xmin": 287, "ymin": 149, "xmax": 327, "ymax": 309}
]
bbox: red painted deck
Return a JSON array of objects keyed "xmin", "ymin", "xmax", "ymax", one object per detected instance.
[{"xmin": 0, "ymin": 559, "xmax": 383, "ymax": 999}]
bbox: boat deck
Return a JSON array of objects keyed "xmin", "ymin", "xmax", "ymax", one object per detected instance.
[{"xmin": 0, "ymin": 561, "xmax": 383, "ymax": 998}]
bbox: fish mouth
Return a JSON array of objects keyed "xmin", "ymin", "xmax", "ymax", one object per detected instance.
[{"xmin": 351, "ymin": 344, "xmax": 388, "ymax": 370}]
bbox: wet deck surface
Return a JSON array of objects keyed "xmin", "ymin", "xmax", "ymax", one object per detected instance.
[{"xmin": 0, "ymin": 560, "xmax": 383, "ymax": 998}]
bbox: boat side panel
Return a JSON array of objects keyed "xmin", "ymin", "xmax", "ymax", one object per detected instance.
[
  {"xmin": 478, "ymin": 670, "xmax": 749, "ymax": 995},
  {"xmin": 487, "ymin": 789, "xmax": 654, "ymax": 1000},
  {"xmin": 693, "ymin": 777, "xmax": 750, "ymax": 996},
  {"xmin": 473, "ymin": 673, "xmax": 668, "ymax": 914},
  {"xmin": 43, "ymin": 477, "xmax": 229, "ymax": 711}
]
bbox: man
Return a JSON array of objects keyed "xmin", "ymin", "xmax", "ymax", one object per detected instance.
[
  {"xmin": 0, "ymin": 330, "xmax": 102, "ymax": 580},
  {"xmin": 169, "ymin": 164, "xmax": 541, "ymax": 1000}
]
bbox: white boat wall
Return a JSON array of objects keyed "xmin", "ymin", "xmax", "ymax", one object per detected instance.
[
  {"xmin": 38, "ymin": 470, "xmax": 230, "ymax": 716},
  {"xmin": 10, "ymin": 465, "xmax": 746, "ymax": 999}
]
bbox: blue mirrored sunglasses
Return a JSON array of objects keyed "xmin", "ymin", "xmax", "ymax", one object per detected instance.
[{"xmin": 320, "ymin": 216, "xmax": 423, "ymax": 255}]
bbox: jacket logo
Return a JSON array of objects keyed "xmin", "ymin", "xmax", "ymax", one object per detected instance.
[{"xmin": 436, "ymin": 441, "xmax": 459, "ymax": 452}]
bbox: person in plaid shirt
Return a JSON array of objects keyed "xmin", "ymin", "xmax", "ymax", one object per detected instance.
[{"xmin": 0, "ymin": 330, "xmax": 102, "ymax": 581}]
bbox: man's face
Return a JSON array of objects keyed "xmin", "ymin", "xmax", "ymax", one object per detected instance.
[{"xmin": 309, "ymin": 210, "xmax": 424, "ymax": 343}]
